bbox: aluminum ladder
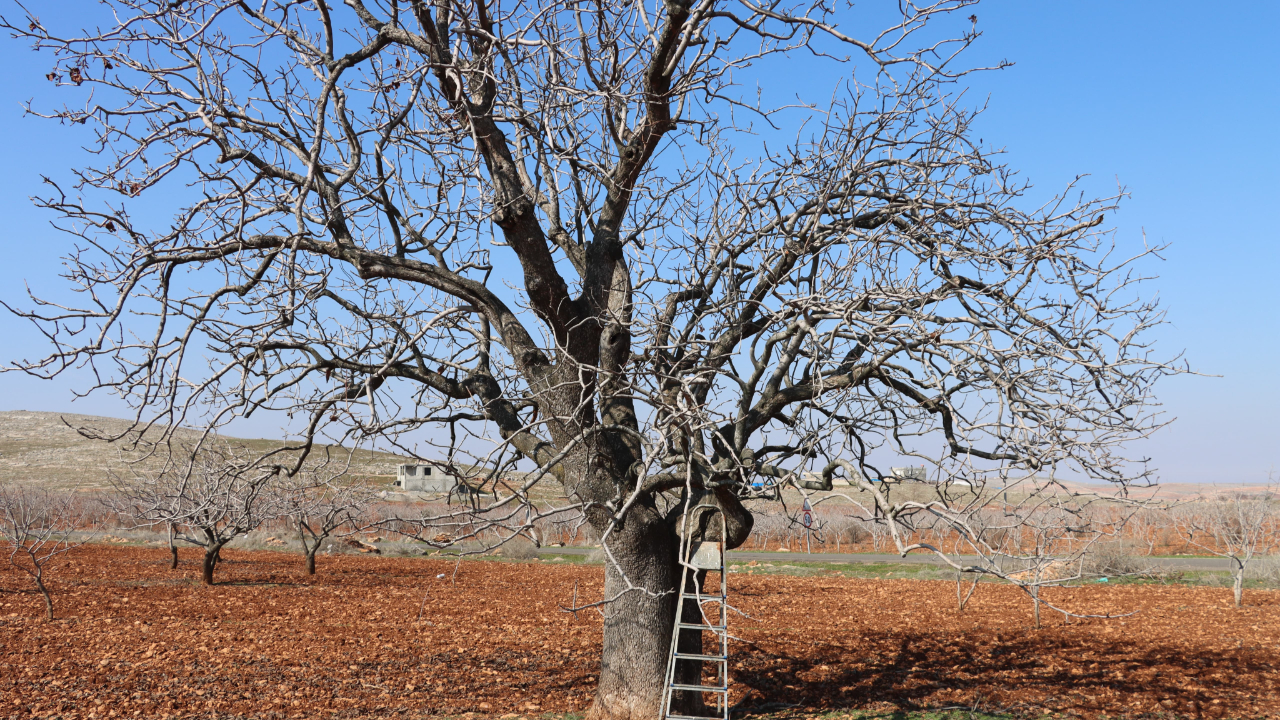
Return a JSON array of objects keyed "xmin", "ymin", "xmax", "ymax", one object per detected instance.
[{"xmin": 660, "ymin": 504, "xmax": 729, "ymax": 720}]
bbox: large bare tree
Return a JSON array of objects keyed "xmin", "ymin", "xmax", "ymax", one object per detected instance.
[{"xmin": 2, "ymin": 0, "xmax": 1178, "ymax": 716}]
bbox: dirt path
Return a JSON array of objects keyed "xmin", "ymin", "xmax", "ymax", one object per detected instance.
[{"xmin": 2, "ymin": 546, "xmax": 1277, "ymax": 719}]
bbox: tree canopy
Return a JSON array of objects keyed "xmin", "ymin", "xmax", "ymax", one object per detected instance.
[{"xmin": 2, "ymin": 1, "xmax": 1178, "ymax": 717}]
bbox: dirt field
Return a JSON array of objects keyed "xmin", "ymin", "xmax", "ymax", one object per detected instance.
[{"xmin": 2, "ymin": 546, "xmax": 1278, "ymax": 719}]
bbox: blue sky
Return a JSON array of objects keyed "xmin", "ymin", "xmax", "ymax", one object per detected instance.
[{"xmin": 0, "ymin": 1, "xmax": 1275, "ymax": 484}]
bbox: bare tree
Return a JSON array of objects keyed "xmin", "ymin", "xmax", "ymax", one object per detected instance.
[
  {"xmin": 111, "ymin": 443, "xmax": 284, "ymax": 586},
  {"xmin": 0, "ymin": 483, "xmax": 94, "ymax": 621},
  {"xmin": 1178, "ymin": 489, "xmax": 1277, "ymax": 607},
  {"xmin": 1125, "ymin": 506, "xmax": 1171, "ymax": 557},
  {"xmin": 1, "ymin": 0, "xmax": 1181, "ymax": 715},
  {"xmin": 278, "ymin": 467, "xmax": 375, "ymax": 575},
  {"xmin": 816, "ymin": 470, "xmax": 1140, "ymax": 628}
]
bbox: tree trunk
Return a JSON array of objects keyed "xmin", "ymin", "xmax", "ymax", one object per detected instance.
[
  {"xmin": 201, "ymin": 545, "xmax": 223, "ymax": 586},
  {"xmin": 1031, "ymin": 585, "xmax": 1041, "ymax": 628},
  {"xmin": 34, "ymin": 572, "xmax": 54, "ymax": 622},
  {"xmin": 299, "ymin": 518, "xmax": 317, "ymax": 575},
  {"xmin": 956, "ymin": 570, "xmax": 978, "ymax": 613},
  {"xmin": 168, "ymin": 525, "xmax": 179, "ymax": 569},
  {"xmin": 586, "ymin": 503, "xmax": 683, "ymax": 720},
  {"xmin": 1232, "ymin": 567, "xmax": 1244, "ymax": 608}
]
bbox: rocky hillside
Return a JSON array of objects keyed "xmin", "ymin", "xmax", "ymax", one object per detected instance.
[{"xmin": 0, "ymin": 410, "xmax": 411, "ymax": 489}]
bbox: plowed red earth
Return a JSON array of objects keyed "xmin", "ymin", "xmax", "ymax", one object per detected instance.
[{"xmin": 2, "ymin": 546, "xmax": 1278, "ymax": 719}]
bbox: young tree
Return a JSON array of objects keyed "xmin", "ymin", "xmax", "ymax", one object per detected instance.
[
  {"xmin": 1178, "ymin": 489, "xmax": 1277, "ymax": 608},
  {"xmin": 0, "ymin": 483, "xmax": 93, "ymax": 621},
  {"xmin": 112, "ymin": 443, "xmax": 284, "ymax": 586},
  {"xmin": 278, "ymin": 469, "xmax": 375, "ymax": 575},
  {"xmin": 2, "ymin": 1, "xmax": 1180, "ymax": 716},
  {"xmin": 817, "ymin": 469, "xmax": 1141, "ymax": 628}
]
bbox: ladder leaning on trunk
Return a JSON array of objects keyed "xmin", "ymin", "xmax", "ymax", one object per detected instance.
[{"xmin": 660, "ymin": 504, "xmax": 730, "ymax": 720}]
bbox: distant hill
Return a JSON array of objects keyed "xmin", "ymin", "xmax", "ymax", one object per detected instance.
[
  {"xmin": 0, "ymin": 410, "xmax": 412, "ymax": 489},
  {"xmin": 2, "ymin": 410, "xmax": 1263, "ymax": 500}
]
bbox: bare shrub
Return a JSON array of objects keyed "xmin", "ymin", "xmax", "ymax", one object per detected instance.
[
  {"xmin": 1081, "ymin": 541, "xmax": 1150, "ymax": 578},
  {"xmin": 497, "ymin": 538, "xmax": 541, "ymax": 560},
  {"xmin": 838, "ymin": 522, "xmax": 870, "ymax": 548},
  {"xmin": 1245, "ymin": 556, "xmax": 1280, "ymax": 585}
]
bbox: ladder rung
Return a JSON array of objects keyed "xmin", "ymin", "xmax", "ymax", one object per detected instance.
[
  {"xmin": 677, "ymin": 622, "xmax": 726, "ymax": 631},
  {"xmin": 665, "ymin": 715, "xmax": 727, "ymax": 720},
  {"xmin": 673, "ymin": 652, "xmax": 727, "ymax": 662},
  {"xmin": 681, "ymin": 593, "xmax": 725, "ymax": 601},
  {"xmin": 670, "ymin": 683, "xmax": 728, "ymax": 693}
]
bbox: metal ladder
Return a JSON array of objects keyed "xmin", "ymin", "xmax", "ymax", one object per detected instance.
[{"xmin": 660, "ymin": 504, "xmax": 730, "ymax": 720}]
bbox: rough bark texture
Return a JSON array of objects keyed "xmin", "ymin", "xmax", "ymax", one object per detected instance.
[
  {"xmin": 585, "ymin": 484, "xmax": 751, "ymax": 719},
  {"xmin": 587, "ymin": 503, "xmax": 680, "ymax": 720},
  {"xmin": 305, "ymin": 550, "xmax": 317, "ymax": 576}
]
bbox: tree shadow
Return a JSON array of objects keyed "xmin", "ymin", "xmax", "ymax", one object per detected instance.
[
  {"xmin": 731, "ymin": 627, "xmax": 1276, "ymax": 718},
  {"xmin": 215, "ymin": 580, "xmax": 302, "ymax": 588}
]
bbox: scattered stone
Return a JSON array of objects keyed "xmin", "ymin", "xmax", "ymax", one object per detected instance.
[{"xmin": 342, "ymin": 538, "xmax": 381, "ymax": 554}]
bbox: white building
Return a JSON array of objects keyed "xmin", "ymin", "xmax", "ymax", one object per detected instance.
[
  {"xmin": 889, "ymin": 466, "xmax": 928, "ymax": 482},
  {"xmin": 393, "ymin": 464, "xmax": 456, "ymax": 492}
]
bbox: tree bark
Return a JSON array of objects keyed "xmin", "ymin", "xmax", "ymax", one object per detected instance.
[
  {"xmin": 299, "ymin": 519, "xmax": 317, "ymax": 575},
  {"xmin": 201, "ymin": 545, "xmax": 223, "ymax": 586},
  {"xmin": 582, "ymin": 479, "xmax": 754, "ymax": 720},
  {"xmin": 168, "ymin": 525, "xmax": 179, "ymax": 569},
  {"xmin": 35, "ymin": 572, "xmax": 53, "ymax": 621},
  {"xmin": 587, "ymin": 502, "xmax": 682, "ymax": 720}
]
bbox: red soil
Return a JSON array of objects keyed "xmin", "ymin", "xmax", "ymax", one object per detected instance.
[{"xmin": 1, "ymin": 545, "xmax": 1278, "ymax": 719}]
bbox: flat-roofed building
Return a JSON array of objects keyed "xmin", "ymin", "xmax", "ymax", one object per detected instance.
[{"xmin": 394, "ymin": 464, "xmax": 455, "ymax": 492}]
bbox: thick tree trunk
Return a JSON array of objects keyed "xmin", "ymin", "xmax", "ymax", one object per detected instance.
[
  {"xmin": 583, "ymin": 480, "xmax": 753, "ymax": 720},
  {"xmin": 201, "ymin": 545, "xmax": 222, "ymax": 586},
  {"xmin": 587, "ymin": 502, "xmax": 682, "ymax": 720},
  {"xmin": 305, "ymin": 549, "xmax": 317, "ymax": 576}
]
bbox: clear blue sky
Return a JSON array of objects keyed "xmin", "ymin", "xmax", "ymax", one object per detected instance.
[{"xmin": 0, "ymin": 1, "xmax": 1275, "ymax": 485}]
